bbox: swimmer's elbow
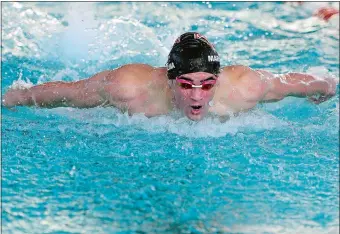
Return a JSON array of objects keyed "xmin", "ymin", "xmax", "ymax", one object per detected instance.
[
  {"xmin": 261, "ymin": 92, "xmax": 285, "ymax": 102},
  {"xmin": 260, "ymin": 76, "xmax": 287, "ymax": 101},
  {"xmin": 239, "ymin": 72, "xmax": 271, "ymax": 102}
]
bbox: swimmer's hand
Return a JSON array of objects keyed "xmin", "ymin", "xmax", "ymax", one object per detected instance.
[
  {"xmin": 2, "ymin": 71, "xmax": 110, "ymax": 109},
  {"xmin": 307, "ymin": 93, "xmax": 335, "ymax": 104},
  {"xmin": 2, "ymin": 88, "xmax": 33, "ymax": 108},
  {"xmin": 307, "ymin": 77, "xmax": 338, "ymax": 104}
]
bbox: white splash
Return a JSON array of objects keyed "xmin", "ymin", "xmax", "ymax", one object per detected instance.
[
  {"xmin": 8, "ymin": 71, "xmax": 34, "ymax": 89},
  {"xmin": 38, "ymin": 107, "xmax": 290, "ymax": 138}
]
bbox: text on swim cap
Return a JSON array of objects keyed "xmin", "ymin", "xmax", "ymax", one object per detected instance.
[
  {"xmin": 194, "ymin": 33, "xmax": 207, "ymax": 41},
  {"xmin": 208, "ymin": 55, "xmax": 219, "ymax": 62},
  {"xmin": 167, "ymin": 62, "xmax": 175, "ymax": 70}
]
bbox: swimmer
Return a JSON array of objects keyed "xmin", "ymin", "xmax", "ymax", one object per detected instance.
[
  {"xmin": 314, "ymin": 6, "xmax": 339, "ymax": 21},
  {"xmin": 288, "ymin": 2, "xmax": 339, "ymax": 22},
  {"xmin": 2, "ymin": 32, "xmax": 338, "ymax": 121}
]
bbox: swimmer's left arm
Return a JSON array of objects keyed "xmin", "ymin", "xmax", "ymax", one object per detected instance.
[{"xmin": 253, "ymin": 70, "xmax": 338, "ymax": 104}]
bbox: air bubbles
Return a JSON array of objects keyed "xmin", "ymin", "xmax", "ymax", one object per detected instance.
[
  {"xmin": 16, "ymin": 41, "xmax": 24, "ymax": 47},
  {"xmin": 202, "ymin": 1, "xmax": 212, "ymax": 9},
  {"xmin": 69, "ymin": 166, "xmax": 76, "ymax": 177},
  {"xmin": 25, "ymin": 9, "xmax": 34, "ymax": 16},
  {"xmin": 12, "ymin": 2, "xmax": 23, "ymax": 9}
]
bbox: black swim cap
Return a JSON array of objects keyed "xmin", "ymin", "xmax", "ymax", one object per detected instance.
[{"xmin": 166, "ymin": 32, "xmax": 220, "ymax": 80}]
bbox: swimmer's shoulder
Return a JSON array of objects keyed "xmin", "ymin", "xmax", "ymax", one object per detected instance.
[
  {"xmin": 105, "ymin": 63, "xmax": 153, "ymax": 78},
  {"xmin": 105, "ymin": 64, "xmax": 166, "ymax": 82},
  {"xmin": 219, "ymin": 65, "xmax": 255, "ymax": 84},
  {"xmin": 220, "ymin": 65, "xmax": 253, "ymax": 78},
  {"xmin": 101, "ymin": 64, "xmax": 167, "ymax": 98}
]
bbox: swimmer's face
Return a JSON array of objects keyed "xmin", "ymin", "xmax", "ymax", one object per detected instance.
[{"xmin": 171, "ymin": 72, "xmax": 218, "ymax": 121}]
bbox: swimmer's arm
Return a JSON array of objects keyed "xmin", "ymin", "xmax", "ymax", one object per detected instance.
[
  {"xmin": 260, "ymin": 72, "xmax": 337, "ymax": 103},
  {"xmin": 238, "ymin": 68, "xmax": 337, "ymax": 104},
  {"xmin": 2, "ymin": 71, "xmax": 111, "ymax": 108}
]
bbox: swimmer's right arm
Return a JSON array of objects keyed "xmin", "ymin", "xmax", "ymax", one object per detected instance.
[{"xmin": 2, "ymin": 70, "xmax": 112, "ymax": 108}]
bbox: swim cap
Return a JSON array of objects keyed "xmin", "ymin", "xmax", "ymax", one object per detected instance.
[{"xmin": 166, "ymin": 32, "xmax": 220, "ymax": 80}]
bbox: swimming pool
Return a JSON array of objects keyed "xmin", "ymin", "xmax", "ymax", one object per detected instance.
[{"xmin": 1, "ymin": 2, "xmax": 339, "ymax": 233}]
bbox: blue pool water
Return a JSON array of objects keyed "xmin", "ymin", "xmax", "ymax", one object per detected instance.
[{"xmin": 1, "ymin": 2, "xmax": 339, "ymax": 233}]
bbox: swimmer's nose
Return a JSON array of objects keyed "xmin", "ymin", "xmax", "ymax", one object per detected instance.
[{"xmin": 190, "ymin": 87, "xmax": 204, "ymax": 101}]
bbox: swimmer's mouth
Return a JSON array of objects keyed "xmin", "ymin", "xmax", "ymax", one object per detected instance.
[{"xmin": 191, "ymin": 105, "xmax": 202, "ymax": 110}]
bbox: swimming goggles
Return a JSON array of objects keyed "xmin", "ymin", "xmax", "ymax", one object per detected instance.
[{"xmin": 176, "ymin": 77, "xmax": 217, "ymax": 91}]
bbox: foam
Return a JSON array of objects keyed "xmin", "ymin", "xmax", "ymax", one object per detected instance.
[
  {"xmin": 38, "ymin": 107, "xmax": 290, "ymax": 138},
  {"xmin": 306, "ymin": 66, "xmax": 338, "ymax": 79},
  {"xmin": 8, "ymin": 71, "xmax": 34, "ymax": 90},
  {"xmin": 38, "ymin": 68, "xmax": 80, "ymax": 84},
  {"xmin": 3, "ymin": 213, "xmax": 339, "ymax": 234},
  {"xmin": 9, "ymin": 79, "xmax": 34, "ymax": 90},
  {"xmin": 224, "ymin": 222, "xmax": 340, "ymax": 234}
]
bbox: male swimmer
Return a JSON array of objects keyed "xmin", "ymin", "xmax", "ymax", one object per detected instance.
[
  {"xmin": 288, "ymin": 2, "xmax": 339, "ymax": 22},
  {"xmin": 2, "ymin": 32, "xmax": 338, "ymax": 121},
  {"xmin": 314, "ymin": 6, "xmax": 339, "ymax": 22}
]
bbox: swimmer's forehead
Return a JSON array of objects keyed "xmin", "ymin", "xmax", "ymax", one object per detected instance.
[{"xmin": 179, "ymin": 72, "xmax": 218, "ymax": 82}]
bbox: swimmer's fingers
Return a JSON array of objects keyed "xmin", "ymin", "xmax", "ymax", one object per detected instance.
[
  {"xmin": 309, "ymin": 78, "xmax": 339, "ymax": 104},
  {"xmin": 307, "ymin": 97, "xmax": 322, "ymax": 104},
  {"xmin": 307, "ymin": 94, "xmax": 333, "ymax": 104},
  {"xmin": 2, "ymin": 97, "xmax": 17, "ymax": 111}
]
